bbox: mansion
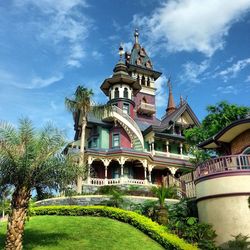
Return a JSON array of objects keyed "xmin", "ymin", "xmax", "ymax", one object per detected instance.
[{"xmin": 67, "ymin": 30, "xmax": 200, "ymax": 192}]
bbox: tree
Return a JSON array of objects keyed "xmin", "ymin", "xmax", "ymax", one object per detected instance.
[
  {"xmin": 185, "ymin": 101, "xmax": 249, "ymax": 146},
  {"xmin": 65, "ymin": 85, "xmax": 111, "ymax": 193},
  {"xmin": 0, "ymin": 118, "xmax": 79, "ymax": 250},
  {"xmin": 0, "ymin": 186, "xmax": 12, "ymax": 218}
]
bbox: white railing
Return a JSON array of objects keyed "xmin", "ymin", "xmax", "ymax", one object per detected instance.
[
  {"xmin": 185, "ymin": 181, "xmax": 196, "ymax": 198},
  {"xmin": 138, "ymin": 102, "xmax": 156, "ymax": 113},
  {"xmin": 126, "ymin": 178, "xmax": 146, "ymax": 185},
  {"xmin": 195, "ymin": 155, "xmax": 250, "ymax": 179},
  {"xmin": 88, "ymin": 178, "xmax": 146, "ymax": 186},
  {"xmin": 154, "ymin": 151, "xmax": 191, "ymax": 160},
  {"xmin": 90, "ymin": 178, "xmax": 105, "ymax": 185},
  {"xmin": 104, "ymin": 106, "xmax": 144, "ymax": 149}
]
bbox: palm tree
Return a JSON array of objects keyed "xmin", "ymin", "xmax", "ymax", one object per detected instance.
[
  {"xmin": 65, "ymin": 85, "xmax": 111, "ymax": 193},
  {"xmin": 0, "ymin": 118, "xmax": 79, "ymax": 250}
]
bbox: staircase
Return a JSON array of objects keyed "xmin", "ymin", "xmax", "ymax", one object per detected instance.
[{"xmin": 103, "ymin": 106, "xmax": 144, "ymax": 151}]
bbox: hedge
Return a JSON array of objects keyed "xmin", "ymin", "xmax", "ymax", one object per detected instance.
[{"xmin": 31, "ymin": 206, "xmax": 198, "ymax": 250}]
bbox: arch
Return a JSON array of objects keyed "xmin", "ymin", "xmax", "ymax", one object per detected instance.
[
  {"xmin": 123, "ymin": 87, "xmax": 128, "ymax": 98},
  {"xmin": 114, "ymin": 87, "xmax": 119, "ymax": 98},
  {"xmin": 141, "ymin": 75, "xmax": 145, "ymax": 86},
  {"xmin": 142, "ymin": 96, "xmax": 147, "ymax": 103},
  {"xmin": 242, "ymin": 146, "xmax": 250, "ymax": 154}
]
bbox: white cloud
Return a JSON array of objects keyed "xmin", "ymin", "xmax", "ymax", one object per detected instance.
[
  {"xmin": 30, "ymin": 74, "xmax": 63, "ymax": 89},
  {"xmin": 133, "ymin": 0, "xmax": 250, "ymax": 56},
  {"xmin": 217, "ymin": 85, "xmax": 238, "ymax": 95},
  {"xmin": 245, "ymin": 75, "xmax": 250, "ymax": 82},
  {"xmin": 14, "ymin": 0, "xmax": 90, "ymax": 68},
  {"xmin": 218, "ymin": 58, "xmax": 250, "ymax": 82},
  {"xmin": 179, "ymin": 60, "xmax": 210, "ymax": 84},
  {"xmin": 155, "ymin": 75, "xmax": 168, "ymax": 108},
  {"xmin": 0, "ymin": 69, "xmax": 63, "ymax": 89},
  {"xmin": 92, "ymin": 50, "xmax": 104, "ymax": 61}
]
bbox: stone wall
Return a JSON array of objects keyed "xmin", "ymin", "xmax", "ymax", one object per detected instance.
[
  {"xmin": 35, "ymin": 195, "xmax": 179, "ymax": 207},
  {"xmin": 231, "ymin": 129, "xmax": 250, "ymax": 154}
]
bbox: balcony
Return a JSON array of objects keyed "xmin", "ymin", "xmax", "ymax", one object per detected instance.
[
  {"xmin": 195, "ymin": 155, "xmax": 250, "ymax": 179},
  {"xmin": 154, "ymin": 150, "xmax": 193, "ymax": 160},
  {"xmin": 137, "ymin": 102, "xmax": 156, "ymax": 115},
  {"xmin": 86, "ymin": 178, "xmax": 148, "ymax": 186}
]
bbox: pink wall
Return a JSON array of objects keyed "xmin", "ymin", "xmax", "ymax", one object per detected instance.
[{"xmin": 109, "ymin": 126, "xmax": 131, "ymax": 149}]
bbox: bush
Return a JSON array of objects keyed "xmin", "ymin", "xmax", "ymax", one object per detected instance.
[
  {"xmin": 168, "ymin": 199, "xmax": 217, "ymax": 249},
  {"xmin": 31, "ymin": 205, "xmax": 198, "ymax": 250},
  {"xmin": 226, "ymin": 234, "xmax": 250, "ymax": 250}
]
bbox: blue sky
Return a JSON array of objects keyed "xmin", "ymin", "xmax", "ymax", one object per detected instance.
[{"xmin": 0, "ymin": 0, "xmax": 250, "ymax": 140}]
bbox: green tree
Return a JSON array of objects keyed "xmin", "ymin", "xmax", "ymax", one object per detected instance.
[
  {"xmin": 0, "ymin": 118, "xmax": 80, "ymax": 250},
  {"xmin": 185, "ymin": 101, "xmax": 249, "ymax": 146},
  {"xmin": 0, "ymin": 186, "xmax": 12, "ymax": 218},
  {"xmin": 65, "ymin": 85, "xmax": 111, "ymax": 193}
]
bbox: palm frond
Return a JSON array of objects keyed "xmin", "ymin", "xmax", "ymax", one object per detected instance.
[
  {"xmin": 0, "ymin": 121, "xmax": 18, "ymax": 145},
  {"xmin": 92, "ymin": 103, "xmax": 112, "ymax": 119}
]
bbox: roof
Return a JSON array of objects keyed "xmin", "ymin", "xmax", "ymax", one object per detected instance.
[
  {"xmin": 100, "ymin": 60, "xmax": 141, "ymax": 96},
  {"xmin": 199, "ymin": 118, "xmax": 250, "ymax": 149}
]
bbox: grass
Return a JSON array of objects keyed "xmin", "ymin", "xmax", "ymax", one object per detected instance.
[{"xmin": 0, "ymin": 216, "xmax": 164, "ymax": 250}]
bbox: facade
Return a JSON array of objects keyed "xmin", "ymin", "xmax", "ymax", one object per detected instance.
[
  {"xmin": 194, "ymin": 118, "xmax": 250, "ymax": 245},
  {"xmin": 67, "ymin": 30, "xmax": 200, "ymax": 190}
]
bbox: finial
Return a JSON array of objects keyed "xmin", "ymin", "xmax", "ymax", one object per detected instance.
[
  {"xmin": 180, "ymin": 95, "xmax": 184, "ymax": 105},
  {"xmin": 167, "ymin": 76, "xmax": 172, "ymax": 92},
  {"xmin": 134, "ymin": 29, "xmax": 139, "ymax": 44},
  {"xmin": 118, "ymin": 43, "xmax": 124, "ymax": 60}
]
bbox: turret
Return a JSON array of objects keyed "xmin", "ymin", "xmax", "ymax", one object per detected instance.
[{"xmin": 100, "ymin": 45, "xmax": 141, "ymax": 118}]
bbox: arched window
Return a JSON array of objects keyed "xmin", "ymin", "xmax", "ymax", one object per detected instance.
[
  {"xmin": 114, "ymin": 87, "xmax": 119, "ymax": 98},
  {"xmin": 242, "ymin": 147, "xmax": 250, "ymax": 154},
  {"xmin": 141, "ymin": 76, "xmax": 145, "ymax": 86},
  {"xmin": 147, "ymin": 77, "xmax": 150, "ymax": 87},
  {"xmin": 142, "ymin": 97, "xmax": 147, "ymax": 103},
  {"xmin": 124, "ymin": 88, "xmax": 128, "ymax": 98}
]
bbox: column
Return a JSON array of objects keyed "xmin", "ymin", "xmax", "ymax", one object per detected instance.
[
  {"xmin": 148, "ymin": 169, "xmax": 152, "ymax": 183},
  {"xmin": 166, "ymin": 140, "xmax": 169, "ymax": 156},
  {"xmin": 144, "ymin": 166, "xmax": 148, "ymax": 184},
  {"xmin": 87, "ymin": 164, "xmax": 91, "ymax": 185},
  {"xmin": 151, "ymin": 141, "xmax": 155, "ymax": 155},
  {"xmin": 180, "ymin": 143, "xmax": 183, "ymax": 155},
  {"xmin": 104, "ymin": 165, "xmax": 108, "ymax": 185},
  {"xmin": 120, "ymin": 164, "xmax": 124, "ymax": 184}
]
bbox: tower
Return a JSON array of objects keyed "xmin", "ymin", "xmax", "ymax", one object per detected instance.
[
  {"xmin": 125, "ymin": 29, "xmax": 162, "ymax": 122},
  {"xmin": 100, "ymin": 45, "xmax": 141, "ymax": 119}
]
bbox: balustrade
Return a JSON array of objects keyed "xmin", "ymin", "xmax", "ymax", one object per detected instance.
[{"xmin": 195, "ymin": 155, "xmax": 250, "ymax": 179}]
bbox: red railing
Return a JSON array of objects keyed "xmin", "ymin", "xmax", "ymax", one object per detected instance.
[{"xmin": 195, "ymin": 155, "xmax": 250, "ymax": 179}]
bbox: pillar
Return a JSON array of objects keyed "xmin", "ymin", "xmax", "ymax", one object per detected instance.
[
  {"xmin": 180, "ymin": 143, "xmax": 183, "ymax": 155},
  {"xmin": 166, "ymin": 140, "xmax": 169, "ymax": 154}
]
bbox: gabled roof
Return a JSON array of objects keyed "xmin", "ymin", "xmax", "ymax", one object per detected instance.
[
  {"xmin": 143, "ymin": 102, "xmax": 200, "ymax": 136},
  {"xmin": 199, "ymin": 118, "xmax": 250, "ymax": 149}
]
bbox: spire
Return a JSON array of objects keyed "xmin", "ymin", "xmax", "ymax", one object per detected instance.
[
  {"xmin": 118, "ymin": 43, "xmax": 124, "ymax": 61},
  {"xmin": 133, "ymin": 29, "xmax": 140, "ymax": 49},
  {"xmin": 166, "ymin": 78, "xmax": 176, "ymax": 115}
]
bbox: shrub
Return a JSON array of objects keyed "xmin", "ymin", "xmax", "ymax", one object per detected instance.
[
  {"xmin": 168, "ymin": 199, "xmax": 217, "ymax": 249},
  {"xmin": 226, "ymin": 233, "xmax": 250, "ymax": 250},
  {"xmin": 31, "ymin": 205, "xmax": 198, "ymax": 250}
]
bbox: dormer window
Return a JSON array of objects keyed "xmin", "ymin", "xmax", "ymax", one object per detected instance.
[
  {"xmin": 114, "ymin": 87, "xmax": 119, "ymax": 98},
  {"xmin": 124, "ymin": 88, "xmax": 128, "ymax": 98}
]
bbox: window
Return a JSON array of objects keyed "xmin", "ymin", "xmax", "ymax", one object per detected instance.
[
  {"xmin": 141, "ymin": 75, "xmax": 145, "ymax": 85},
  {"xmin": 114, "ymin": 88, "xmax": 119, "ymax": 98},
  {"xmin": 112, "ymin": 133, "xmax": 120, "ymax": 147},
  {"xmin": 123, "ymin": 103, "xmax": 129, "ymax": 115},
  {"xmin": 123, "ymin": 88, "xmax": 128, "ymax": 98},
  {"xmin": 92, "ymin": 137, "xmax": 98, "ymax": 148}
]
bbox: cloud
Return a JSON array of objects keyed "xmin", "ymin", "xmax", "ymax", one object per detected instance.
[
  {"xmin": 0, "ymin": 69, "xmax": 63, "ymax": 89},
  {"xmin": 246, "ymin": 75, "xmax": 250, "ymax": 82},
  {"xmin": 14, "ymin": 0, "xmax": 91, "ymax": 68},
  {"xmin": 179, "ymin": 60, "xmax": 210, "ymax": 84},
  {"xmin": 30, "ymin": 74, "xmax": 63, "ymax": 89},
  {"xmin": 155, "ymin": 75, "xmax": 168, "ymax": 108},
  {"xmin": 216, "ymin": 85, "xmax": 238, "ymax": 95},
  {"xmin": 133, "ymin": 0, "xmax": 250, "ymax": 56},
  {"xmin": 217, "ymin": 58, "xmax": 250, "ymax": 82},
  {"xmin": 92, "ymin": 50, "xmax": 104, "ymax": 61}
]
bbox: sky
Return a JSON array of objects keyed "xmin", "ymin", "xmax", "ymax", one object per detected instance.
[{"xmin": 0, "ymin": 0, "xmax": 250, "ymax": 140}]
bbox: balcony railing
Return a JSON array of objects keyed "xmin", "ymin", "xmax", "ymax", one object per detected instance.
[
  {"xmin": 195, "ymin": 155, "xmax": 250, "ymax": 179},
  {"xmin": 137, "ymin": 102, "xmax": 156, "ymax": 114},
  {"xmin": 154, "ymin": 150, "xmax": 192, "ymax": 160},
  {"xmin": 87, "ymin": 178, "xmax": 147, "ymax": 186}
]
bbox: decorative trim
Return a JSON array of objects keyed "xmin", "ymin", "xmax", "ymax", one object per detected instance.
[
  {"xmin": 195, "ymin": 170, "xmax": 250, "ymax": 184},
  {"xmin": 196, "ymin": 192, "xmax": 250, "ymax": 203}
]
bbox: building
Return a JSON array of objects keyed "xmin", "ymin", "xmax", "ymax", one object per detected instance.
[
  {"xmin": 194, "ymin": 118, "xmax": 250, "ymax": 245},
  {"xmin": 67, "ymin": 30, "xmax": 200, "ymax": 191}
]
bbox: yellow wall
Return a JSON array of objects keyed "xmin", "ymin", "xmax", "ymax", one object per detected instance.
[{"xmin": 196, "ymin": 175, "xmax": 250, "ymax": 246}]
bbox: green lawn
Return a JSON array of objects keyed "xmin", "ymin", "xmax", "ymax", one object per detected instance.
[{"xmin": 0, "ymin": 216, "xmax": 164, "ymax": 250}]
